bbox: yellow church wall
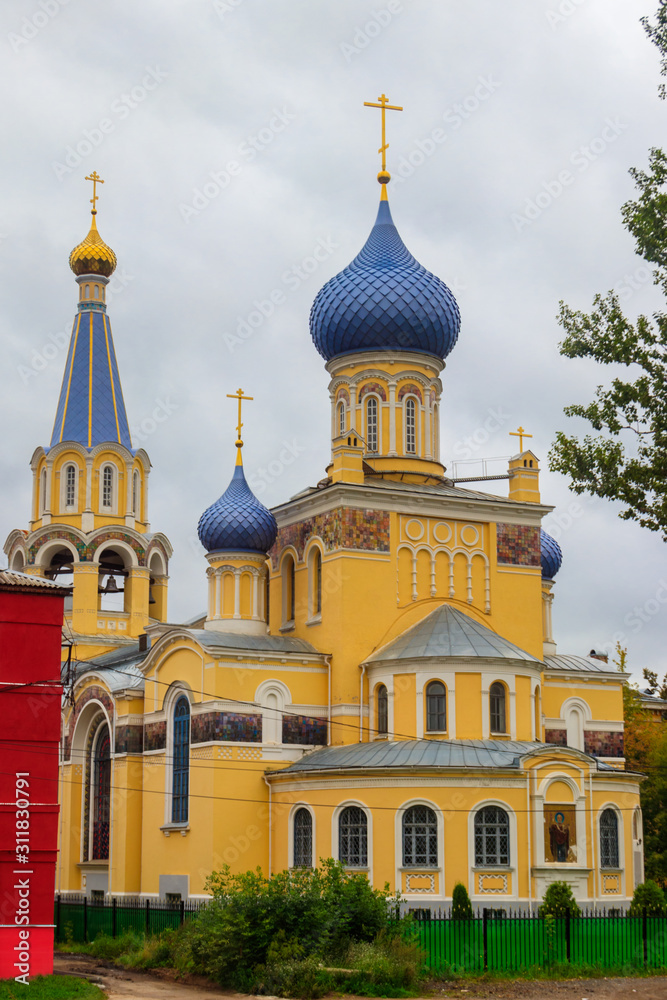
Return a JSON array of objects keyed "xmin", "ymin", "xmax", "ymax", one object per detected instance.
[
  {"xmin": 489, "ymin": 567, "xmax": 544, "ymax": 660},
  {"xmin": 515, "ymin": 675, "xmax": 532, "ymax": 740},
  {"xmin": 110, "ymin": 757, "xmax": 143, "ymax": 895},
  {"xmin": 542, "ymin": 682, "xmax": 624, "ymax": 724},
  {"xmin": 455, "ymin": 673, "xmax": 482, "ymax": 737},
  {"xmin": 393, "ymin": 673, "xmax": 416, "ymax": 739}
]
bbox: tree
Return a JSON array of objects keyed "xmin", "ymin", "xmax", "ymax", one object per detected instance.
[
  {"xmin": 549, "ymin": 5, "xmax": 667, "ymax": 538},
  {"xmin": 629, "ymin": 880, "xmax": 667, "ymax": 916},
  {"xmin": 538, "ymin": 881, "xmax": 581, "ymax": 919},
  {"xmin": 451, "ymin": 882, "xmax": 473, "ymax": 920}
]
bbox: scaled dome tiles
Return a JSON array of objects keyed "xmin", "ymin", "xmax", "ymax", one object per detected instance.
[
  {"xmin": 310, "ymin": 199, "xmax": 461, "ymax": 361},
  {"xmin": 540, "ymin": 529, "xmax": 563, "ymax": 580},
  {"xmin": 197, "ymin": 463, "xmax": 278, "ymax": 555},
  {"xmin": 69, "ymin": 216, "xmax": 117, "ymax": 277}
]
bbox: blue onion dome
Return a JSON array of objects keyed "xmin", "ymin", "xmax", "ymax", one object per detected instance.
[
  {"xmin": 541, "ymin": 529, "xmax": 563, "ymax": 580},
  {"xmin": 198, "ymin": 462, "xmax": 277, "ymax": 554},
  {"xmin": 310, "ymin": 197, "xmax": 461, "ymax": 361}
]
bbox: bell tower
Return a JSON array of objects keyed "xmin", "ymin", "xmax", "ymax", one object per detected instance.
[{"xmin": 4, "ymin": 175, "xmax": 172, "ymax": 658}]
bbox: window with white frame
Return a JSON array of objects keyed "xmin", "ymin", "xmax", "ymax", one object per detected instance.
[
  {"xmin": 366, "ymin": 397, "xmax": 378, "ymax": 453},
  {"xmin": 402, "ymin": 805, "xmax": 437, "ymax": 867},
  {"xmin": 293, "ymin": 808, "xmax": 313, "ymax": 867},
  {"xmin": 377, "ymin": 684, "xmax": 388, "ymax": 735},
  {"xmin": 405, "ymin": 398, "xmax": 417, "ymax": 454},
  {"xmin": 64, "ymin": 463, "xmax": 77, "ymax": 509},
  {"xmin": 172, "ymin": 696, "xmax": 190, "ymax": 824},
  {"xmin": 426, "ymin": 681, "xmax": 446, "ymax": 732},
  {"xmin": 339, "ymin": 806, "xmax": 367, "ymax": 867},
  {"xmin": 489, "ymin": 682, "xmax": 507, "ymax": 734},
  {"xmin": 474, "ymin": 806, "xmax": 510, "ymax": 866},
  {"xmin": 40, "ymin": 468, "xmax": 47, "ymax": 514},
  {"xmin": 600, "ymin": 809, "xmax": 619, "ymax": 868},
  {"xmin": 309, "ymin": 548, "xmax": 322, "ymax": 618},
  {"xmin": 132, "ymin": 470, "xmax": 140, "ymax": 517},
  {"xmin": 101, "ymin": 465, "xmax": 114, "ymax": 510},
  {"xmin": 337, "ymin": 401, "xmax": 346, "ymax": 436},
  {"xmin": 282, "ymin": 554, "xmax": 296, "ymax": 624}
]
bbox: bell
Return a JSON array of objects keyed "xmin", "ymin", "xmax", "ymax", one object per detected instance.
[
  {"xmin": 99, "ymin": 575, "xmax": 121, "ymax": 595},
  {"xmin": 148, "ymin": 587, "xmax": 156, "ymax": 605}
]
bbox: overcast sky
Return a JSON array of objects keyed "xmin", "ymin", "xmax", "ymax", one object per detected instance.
[{"xmin": 1, "ymin": 0, "xmax": 665, "ymax": 684}]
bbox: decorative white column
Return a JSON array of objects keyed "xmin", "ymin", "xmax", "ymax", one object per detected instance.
[{"xmin": 388, "ymin": 383, "xmax": 397, "ymax": 455}]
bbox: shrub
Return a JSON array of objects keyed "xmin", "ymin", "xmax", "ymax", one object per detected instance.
[
  {"xmin": 451, "ymin": 882, "xmax": 473, "ymax": 920},
  {"xmin": 539, "ymin": 881, "xmax": 581, "ymax": 918},
  {"xmin": 343, "ymin": 932, "xmax": 425, "ymax": 995},
  {"xmin": 629, "ymin": 879, "xmax": 667, "ymax": 916}
]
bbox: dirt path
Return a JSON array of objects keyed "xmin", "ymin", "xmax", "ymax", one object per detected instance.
[{"xmin": 54, "ymin": 953, "xmax": 667, "ymax": 1000}]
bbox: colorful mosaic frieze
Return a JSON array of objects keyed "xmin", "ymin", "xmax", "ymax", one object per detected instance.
[
  {"xmin": 64, "ymin": 684, "xmax": 114, "ymax": 759},
  {"xmin": 28, "ymin": 530, "xmax": 88, "ymax": 565},
  {"xmin": 191, "ymin": 711, "xmax": 262, "ymax": 744},
  {"xmin": 28, "ymin": 528, "xmax": 148, "ymax": 566},
  {"xmin": 585, "ymin": 730, "xmax": 624, "ymax": 758},
  {"xmin": 336, "ymin": 387, "xmax": 350, "ymax": 404},
  {"xmin": 144, "ymin": 720, "xmax": 167, "ymax": 752},
  {"xmin": 115, "ymin": 724, "xmax": 144, "ymax": 755},
  {"xmin": 88, "ymin": 531, "xmax": 146, "ymax": 563},
  {"xmin": 398, "ymin": 383, "xmax": 423, "ymax": 402},
  {"xmin": 496, "ymin": 523, "xmax": 541, "ymax": 567},
  {"xmin": 358, "ymin": 382, "xmax": 387, "ymax": 401},
  {"xmin": 282, "ymin": 714, "xmax": 327, "ymax": 745},
  {"xmin": 544, "ymin": 729, "xmax": 567, "ymax": 747},
  {"xmin": 270, "ymin": 507, "xmax": 390, "ymax": 567}
]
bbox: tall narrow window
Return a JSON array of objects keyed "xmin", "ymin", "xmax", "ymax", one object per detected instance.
[
  {"xmin": 337, "ymin": 401, "xmax": 346, "ymax": 436},
  {"xmin": 474, "ymin": 806, "xmax": 510, "ymax": 866},
  {"xmin": 405, "ymin": 398, "xmax": 416, "ymax": 454},
  {"xmin": 377, "ymin": 685, "xmax": 388, "ymax": 735},
  {"xmin": 313, "ymin": 549, "xmax": 322, "ymax": 615},
  {"xmin": 403, "ymin": 805, "xmax": 437, "ymax": 867},
  {"xmin": 102, "ymin": 465, "xmax": 114, "ymax": 509},
  {"xmin": 40, "ymin": 468, "xmax": 47, "ymax": 514},
  {"xmin": 600, "ymin": 809, "xmax": 619, "ymax": 868},
  {"xmin": 289, "ymin": 557, "xmax": 295, "ymax": 621},
  {"xmin": 293, "ymin": 808, "xmax": 313, "ymax": 867},
  {"xmin": 65, "ymin": 464, "xmax": 76, "ymax": 509},
  {"xmin": 132, "ymin": 470, "xmax": 140, "ymax": 517},
  {"xmin": 366, "ymin": 397, "xmax": 378, "ymax": 453},
  {"xmin": 490, "ymin": 682, "xmax": 507, "ymax": 734},
  {"xmin": 172, "ymin": 696, "xmax": 190, "ymax": 823},
  {"xmin": 339, "ymin": 806, "xmax": 367, "ymax": 867},
  {"xmin": 426, "ymin": 681, "xmax": 446, "ymax": 732},
  {"xmin": 92, "ymin": 726, "xmax": 111, "ymax": 860}
]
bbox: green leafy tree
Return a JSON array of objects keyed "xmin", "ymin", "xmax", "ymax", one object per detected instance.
[
  {"xmin": 549, "ymin": 6, "xmax": 667, "ymax": 537},
  {"xmin": 538, "ymin": 881, "xmax": 581, "ymax": 919},
  {"xmin": 451, "ymin": 882, "xmax": 473, "ymax": 920},
  {"xmin": 629, "ymin": 879, "xmax": 667, "ymax": 916}
]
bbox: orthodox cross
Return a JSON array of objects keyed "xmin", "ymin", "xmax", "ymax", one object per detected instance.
[
  {"xmin": 363, "ymin": 93, "xmax": 403, "ymax": 173},
  {"xmin": 227, "ymin": 388, "xmax": 253, "ymax": 448},
  {"xmin": 85, "ymin": 171, "xmax": 104, "ymax": 215},
  {"xmin": 510, "ymin": 426, "xmax": 533, "ymax": 452}
]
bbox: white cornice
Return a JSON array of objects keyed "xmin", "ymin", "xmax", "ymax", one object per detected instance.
[{"xmin": 325, "ymin": 350, "xmax": 445, "ymax": 378}]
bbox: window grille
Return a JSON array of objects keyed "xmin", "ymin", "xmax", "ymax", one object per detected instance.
[
  {"xmin": 293, "ymin": 808, "xmax": 313, "ymax": 867},
  {"xmin": 289, "ymin": 558, "xmax": 295, "ymax": 621},
  {"xmin": 65, "ymin": 464, "xmax": 76, "ymax": 508},
  {"xmin": 102, "ymin": 465, "xmax": 113, "ymax": 508},
  {"xmin": 377, "ymin": 685, "xmax": 388, "ymax": 735},
  {"xmin": 490, "ymin": 682, "xmax": 507, "ymax": 733},
  {"xmin": 600, "ymin": 808, "xmax": 619, "ymax": 868},
  {"xmin": 172, "ymin": 697, "xmax": 190, "ymax": 823},
  {"xmin": 474, "ymin": 806, "xmax": 510, "ymax": 866},
  {"xmin": 92, "ymin": 727, "xmax": 111, "ymax": 860},
  {"xmin": 366, "ymin": 397, "xmax": 378, "ymax": 453},
  {"xmin": 426, "ymin": 681, "xmax": 446, "ymax": 732},
  {"xmin": 339, "ymin": 806, "xmax": 367, "ymax": 867},
  {"xmin": 403, "ymin": 805, "xmax": 438, "ymax": 867},
  {"xmin": 405, "ymin": 398, "xmax": 416, "ymax": 453}
]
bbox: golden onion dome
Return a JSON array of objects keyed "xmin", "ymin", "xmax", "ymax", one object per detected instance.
[{"xmin": 69, "ymin": 213, "xmax": 117, "ymax": 277}]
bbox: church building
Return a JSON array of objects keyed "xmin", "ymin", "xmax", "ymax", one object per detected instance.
[{"xmin": 4, "ymin": 125, "xmax": 642, "ymax": 910}]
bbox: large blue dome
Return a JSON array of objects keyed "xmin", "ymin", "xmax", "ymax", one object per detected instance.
[
  {"xmin": 310, "ymin": 198, "xmax": 460, "ymax": 361},
  {"xmin": 198, "ymin": 462, "xmax": 278, "ymax": 555},
  {"xmin": 541, "ymin": 529, "xmax": 563, "ymax": 580}
]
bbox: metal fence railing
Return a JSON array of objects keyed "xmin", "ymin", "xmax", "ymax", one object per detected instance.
[{"xmin": 54, "ymin": 894, "xmax": 206, "ymax": 944}]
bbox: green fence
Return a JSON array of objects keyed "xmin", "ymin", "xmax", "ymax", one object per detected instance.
[
  {"xmin": 54, "ymin": 895, "xmax": 205, "ymax": 944},
  {"xmin": 412, "ymin": 909, "xmax": 667, "ymax": 973}
]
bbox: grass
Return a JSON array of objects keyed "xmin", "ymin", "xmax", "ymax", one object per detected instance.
[
  {"xmin": 430, "ymin": 961, "xmax": 667, "ymax": 984},
  {"xmin": 0, "ymin": 976, "xmax": 105, "ymax": 999},
  {"xmin": 56, "ymin": 929, "xmax": 174, "ymax": 969}
]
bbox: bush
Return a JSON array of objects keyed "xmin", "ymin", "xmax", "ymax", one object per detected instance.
[
  {"xmin": 538, "ymin": 881, "xmax": 581, "ymax": 919},
  {"xmin": 342, "ymin": 932, "xmax": 425, "ymax": 996},
  {"xmin": 629, "ymin": 879, "xmax": 667, "ymax": 916},
  {"xmin": 451, "ymin": 882, "xmax": 473, "ymax": 920}
]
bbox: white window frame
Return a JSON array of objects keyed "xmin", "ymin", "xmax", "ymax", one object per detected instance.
[
  {"xmin": 100, "ymin": 463, "xmax": 117, "ymax": 514},
  {"xmin": 337, "ymin": 401, "xmax": 346, "ymax": 437},
  {"xmin": 61, "ymin": 462, "xmax": 78, "ymax": 512},
  {"xmin": 404, "ymin": 396, "xmax": 418, "ymax": 455},
  {"xmin": 365, "ymin": 395, "xmax": 379, "ymax": 454}
]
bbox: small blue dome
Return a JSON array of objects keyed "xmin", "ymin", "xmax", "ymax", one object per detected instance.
[
  {"xmin": 310, "ymin": 198, "xmax": 460, "ymax": 361},
  {"xmin": 198, "ymin": 462, "xmax": 277, "ymax": 554},
  {"xmin": 541, "ymin": 529, "xmax": 563, "ymax": 580}
]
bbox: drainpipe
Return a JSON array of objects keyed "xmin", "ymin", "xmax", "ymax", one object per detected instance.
[
  {"xmin": 57, "ymin": 719, "xmax": 65, "ymax": 895},
  {"xmin": 359, "ymin": 664, "xmax": 366, "ymax": 741},
  {"xmin": 325, "ymin": 655, "xmax": 332, "ymax": 746},
  {"xmin": 526, "ymin": 770, "xmax": 532, "ymax": 915},
  {"xmin": 589, "ymin": 770, "xmax": 597, "ymax": 911},
  {"xmin": 263, "ymin": 774, "xmax": 272, "ymax": 876}
]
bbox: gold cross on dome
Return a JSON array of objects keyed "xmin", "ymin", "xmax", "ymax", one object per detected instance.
[
  {"xmin": 510, "ymin": 426, "xmax": 533, "ymax": 452},
  {"xmin": 85, "ymin": 171, "xmax": 104, "ymax": 214},
  {"xmin": 227, "ymin": 388, "xmax": 253, "ymax": 448},
  {"xmin": 363, "ymin": 93, "xmax": 403, "ymax": 173}
]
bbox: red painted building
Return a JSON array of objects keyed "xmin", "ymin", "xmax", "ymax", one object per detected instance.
[{"xmin": 0, "ymin": 570, "xmax": 69, "ymax": 982}]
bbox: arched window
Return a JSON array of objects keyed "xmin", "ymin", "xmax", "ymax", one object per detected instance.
[
  {"xmin": 101, "ymin": 465, "xmax": 114, "ymax": 509},
  {"xmin": 377, "ymin": 684, "xmax": 388, "ymax": 735},
  {"xmin": 40, "ymin": 468, "xmax": 47, "ymax": 514},
  {"xmin": 403, "ymin": 805, "xmax": 438, "ymax": 867},
  {"xmin": 405, "ymin": 398, "xmax": 416, "ymax": 454},
  {"xmin": 474, "ymin": 806, "xmax": 510, "ymax": 866},
  {"xmin": 337, "ymin": 401, "xmax": 346, "ymax": 436},
  {"xmin": 308, "ymin": 548, "xmax": 322, "ymax": 619},
  {"xmin": 565, "ymin": 704, "xmax": 585, "ymax": 751},
  {"xmin": 132, "ymin": 470, "xmax": 140, "ymax": 517},
  {"xmin": 426, "ymin": 681, "xmax": 446, "ymax": 732},
  {"xmin": 92, "ymin": 725, "xmax": 111, "ymax": 860},
  {"xmin": 534, "ymin": 685, "xmax": 541, "ymax": 740},
  {"xmin": 366, "ymin": 397, "xmax": 378, "ymax": 453},
  {"xmin": 282, "ymin": 554, "xmax": 296, "ymax": 624},
  {"xmin": 600, "ymin": 809, "xmax": 619, "ymax": 868},
  {"xmin": 339, "ymin": 806, "xmax": 367, "ymax": 867},
  {"xmin": 64, "ymin": 463, "xmax": 77, "ymax": 509},
  {"xmin": 172, "ymin": 697, "xmax": 190, "ymax": 823},
  {"xmin": 490, "ymin": 682, "xmax": 506, "ymax": 734},
  {"xmin": 293, "ymin": 808, "xmax": 313, "ymax": 868}
]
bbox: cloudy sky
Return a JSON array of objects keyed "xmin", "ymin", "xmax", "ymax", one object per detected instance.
[{"xmin": 0, "ymin": 0, "xmax": 665, "ymax": 683}]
